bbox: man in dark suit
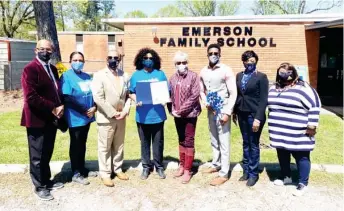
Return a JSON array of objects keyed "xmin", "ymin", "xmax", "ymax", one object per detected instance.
[{"xmin": 21, "ymin": 39, "xmax": 64, "ymax": 201}]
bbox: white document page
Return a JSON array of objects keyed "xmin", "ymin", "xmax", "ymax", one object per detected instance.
[{"xmin": 150, "ymin": 81, "xmax": 171, "ymax": 105}]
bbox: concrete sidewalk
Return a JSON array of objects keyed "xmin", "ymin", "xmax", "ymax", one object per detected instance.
[{"xmin": 0, "ymin": 160, "xmax": 343, "ymax": 174}]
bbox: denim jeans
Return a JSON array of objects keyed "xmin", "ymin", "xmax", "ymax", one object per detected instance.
[
  {"xmin": 238, "ymin": 112, "xmax": 265, "ymax": 179},
  {"xmin": 137, "ymin": 122, "xmax": 164, "ymax": 170},
  {"xmin": 277, "ymin": 148, "xmax": 311, "ymax": 185}
]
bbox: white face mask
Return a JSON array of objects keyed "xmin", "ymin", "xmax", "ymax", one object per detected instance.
[
  {"xmin": 209, "ymin": 55, "xmax": 220, "ymax": 64},
  {"xmin": 176, "ymin": 64, "xmax": 187, "ymax": 73}
]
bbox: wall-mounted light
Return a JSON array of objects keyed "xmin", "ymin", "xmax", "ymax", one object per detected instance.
[{"xmin": 152, "ymin": 26, "xmax": 159, "ymax": 44}]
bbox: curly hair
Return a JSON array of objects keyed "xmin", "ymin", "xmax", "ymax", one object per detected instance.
[
  {"xmin": 133, "ymin": 48, "xmax": 161, "ymax": 70},
  {"xmin": 241, "ymin": 50, "xmax": 259, "ymax": 63}
]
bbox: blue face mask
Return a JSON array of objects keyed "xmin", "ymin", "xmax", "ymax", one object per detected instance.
[
  {"xmin": 244, "ymin": 63, "xmax": 256, "ymax": 73},
  {"xmin": 71, "ymin": 61, "xmax": 84, "ymax": 72},
  {"xmin": 279, "ymin": 71, "xmax": 293, "ymax": 80},
  {"xmin": 142, "ymin": 59, "xmax": 154, "ymax": 68}
]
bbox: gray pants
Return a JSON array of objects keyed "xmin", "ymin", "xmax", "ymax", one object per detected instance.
[{"xmin": 208, "ymin": 111, "xmax": 231, "ymax": 177}]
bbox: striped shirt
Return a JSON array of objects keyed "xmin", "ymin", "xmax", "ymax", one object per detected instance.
[{"xmin": 267, "ymin": 82, "xmax": 321, "ymax": 151}]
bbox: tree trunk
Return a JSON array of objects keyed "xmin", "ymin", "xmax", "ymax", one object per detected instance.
[{"xmin": 32, "ymin": 1, "xmax": 61, "ymax": 63}]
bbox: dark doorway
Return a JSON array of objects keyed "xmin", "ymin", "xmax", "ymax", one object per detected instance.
[{"xmin": 317, "ymin": 28, "xmax": 343, "ymax": 106}]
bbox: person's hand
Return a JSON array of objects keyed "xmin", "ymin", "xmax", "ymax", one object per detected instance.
[
  {"xmin": 252, "ymin": 119, "xmax": 260, "ymax": 132},
  {"xmin": 306, "ymin": 126, "xmax": 317, "ymax": 137},
  {"xmin": 115, "ymin": 111, "xmax": 127, "ymax": 120},
  {"xmin": 86, "ymin": 106, "xmax": 96, "ymax": 118},
  {"xmin": 136, "ymin": 101, "xmax": 143, "ymax": 107},
  {"xmin": 52, "ymin": 105, "xmax": 64, "ymax": 119},
  {"xmin": 172, "ymin": 111, "xmax": 181, "ymax": 118},
  {"xmin": 112, "ymin": 111, "xmax": 120, "ymax": 119},
  {"xmin": 232, "ymin": 114, "xmax": 238, "ymax": 126},
  {"xmin": 220, "ymin": 114, "xmax": 230, "ymax": 125}
]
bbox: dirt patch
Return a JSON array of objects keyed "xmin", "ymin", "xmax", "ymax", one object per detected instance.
[
  {"xmin": 0, "ymin": 90, "xmax": 23, "ymax": 113},
  {"xmin": 0, "ymin": 170, "xmax": 343, "ymax": 211}
]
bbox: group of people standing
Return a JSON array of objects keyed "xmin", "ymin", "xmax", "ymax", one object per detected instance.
[{"xmin": 21, "ymin": 39, "xmax": 321, "ymax": 201}]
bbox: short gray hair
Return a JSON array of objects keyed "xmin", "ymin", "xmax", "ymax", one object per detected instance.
[{"xmin": 173, "ymin": 51, "xmax": 188, "ymax": 64}]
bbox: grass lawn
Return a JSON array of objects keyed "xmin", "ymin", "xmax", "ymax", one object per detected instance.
[{"xmin": 0, "ymin": 110, "xmax": 342, "ymax": 165}]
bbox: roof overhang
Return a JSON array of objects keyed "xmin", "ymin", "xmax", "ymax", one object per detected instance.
[
  {"xmin": 305, "ymin": 18, "xmax": 343, "ymax": 30},
  {"xmin": 102, "ymin": 13, "xmax": 344, "ymax": 30},
  {"xmin": 28, "ymin": 31, "xmax": 124, "ymax": 35}
]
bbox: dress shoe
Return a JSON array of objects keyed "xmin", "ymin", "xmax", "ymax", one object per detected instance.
[
  {"xmin": 47, "ymin": 181, "xmax": 64, "ymax": 190},
  {"xmin": 157, "ymin": 169, "xmax": 166, "ymax": 179},
  {"xmin": 246, "ymin": 177, "xmax": 258, "ymax": 187},
  {"xmin": 141, "ymin": 168, "xmax": 150, "ymax": 180},
  {"xmin": 102, "ymin": 178, "xmax": 114, "ymax": 187},
  {"xmin": 34, "ymin": 189, "xmax": 54, "ymax": 201},
  {"xmin": 72, "ymin": 173, "xmax": 90, "ymax": 185},
  {"xmin": 116, "ymin": 172, "xmax": 129, "ymax": 180},
  {"xmin": 202, "ymin": 167, "xmax": 219, "ymax": 174},
  {"xmin": 210, "ymin": 176, "xmax": 228, "ymax": 186},
  {"xmin": 239, "ymin": 174, "xmax": 249, "ymax": 181}
]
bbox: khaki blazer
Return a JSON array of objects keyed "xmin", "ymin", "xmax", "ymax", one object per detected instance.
[{"xmin": 91, "ymin": 67, "xmax": 131, "ymax": 123}]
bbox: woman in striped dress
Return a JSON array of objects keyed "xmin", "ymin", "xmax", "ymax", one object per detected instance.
[{"xmin": 267, "ymin": 63, "xmax": 321, "ymax": 196}]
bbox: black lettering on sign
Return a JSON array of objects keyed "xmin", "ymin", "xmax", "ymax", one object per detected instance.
[
  {"xmin": 192, "ymin": 27, "xmax": 201, "ymax": 36},
  {"xmin": 259, "ymin": 38, "xmax": 267, "ymax": 47},
  {"xmin": 270, "ymin": 38, "xmax": 277, "ymax": 47},
  {"xmin": 213, "ymin": 27, "xmax": 221, "ymax": 36},
  {"xmin": 247, "ymin": 38, "xmax": 256, "ymax": 47},
  {"xmin": 168, "ymin": 38, "xmax": 176, "ymax": 47},
  {"xmin": 226, "ymin": 38, "xmax": 235, "ymax": 47},
  {"xmin": 233, "ymin": 27, "xmax": 242, "ymax": 36},
  {"xmin": 160, "ymin": 38, "xmax": 167, "ymax": 47},
  {"xmin": 182, "ymin": 27, "xmax": 189, "ymax": 36},
  {"xmin": 244, "ymin": 27, "xmax": 253, "ymax": 36},
  {"xmin": 204, "ymin": 27, "xmax": 211, "ymax": 36},
  {"xmin": 217, "ymin": 38, "xmax": 224, "ymax": 47},
  {"xmin": 202, "ymin": 38, "xmax": 210, "ymax": 47},
  {"xmin": 189, "ymin": 38, "xmax": 193, "ymax": 47},
  {"xmin": 178, "ymin": 38, "xmax": 187, "ymax": 47},
  {"xmin": 195, "ymin": 38, "xmax": 201, "ymax": 47},
  {"xmin": 237, "ymin": 38, "xmax": 245, "ymax": 47},
  {"xmin": 224, "ymin": 27, "xmax": 230, "ymax": 36}
]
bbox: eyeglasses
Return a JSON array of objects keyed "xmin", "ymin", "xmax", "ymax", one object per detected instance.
[
  {"xmin": 107, "ymin": 56, "xmax": 119, "ymax": 60},
  {"xmin": 176, "ymin": 61, "xmax": 187, "ymax": 65},
  {"xmin": 37, "ymin": 48, "xmax": 52, "ymax": 53},
  {"xmin": 208, "ymin": 52, "xmax": 219, "ymax": 56},
  {"xmin": 143, "ymin": 56, "xmax": 153, "ymax": 60}
]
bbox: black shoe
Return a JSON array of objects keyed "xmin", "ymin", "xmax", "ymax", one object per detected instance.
[
  {"xmin": 239, "ymin": 174, "xmax": 249, "ymax": 181},
  {"xmin": 72, "ymin": 173, "xmax": 90, "ymax": 185},
  {"xmin": 157, "ymin": 169, "xmax": 166, "ymax": 179},
  {"xmin": 34, "ymin": 189, "xmax": 54, "ymax": 201},
  {"xmin": 246, "ymin": 177, "xmax": 258, "ymax": 187},
  {"xmin": 140, "ymin": 168, "xmax": 150, "ymax": 180},
  {"xmin": 47, "ymin": 181, "xmax": 64, "ymax": 190}
]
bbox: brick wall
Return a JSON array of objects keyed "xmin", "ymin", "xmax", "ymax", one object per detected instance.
[{"xmin": 122, "ymin": 22, "xmax": 318, "ymax": 86}]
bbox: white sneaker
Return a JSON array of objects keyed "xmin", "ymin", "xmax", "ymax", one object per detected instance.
[
  {"xmin": 273, "ymin": 176, "xmax": 292, "ymax": 186},
  {"xmin": 292, "ymin": 183, "xmax": 307, "ymax": 196}
]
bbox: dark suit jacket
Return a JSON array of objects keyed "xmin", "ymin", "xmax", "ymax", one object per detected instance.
[
  {"xmin": 234, "ymin": 71, "xmax": 269, "ymax": 121},
  {"xmin": 21, "ymin": 58, "xmax": 62, "ymax": 128}
]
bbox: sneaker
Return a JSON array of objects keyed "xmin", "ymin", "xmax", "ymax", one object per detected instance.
[
  {"xmin": 273, "ymin": 176, "xmax": 292, "ymax": 186},
  {"xmin": 34, "ymin": 189, "xmax": 54, "ymax": 201},
  {"xmin": 82, "ymin": 168, "xmax": 98, "ymax": 178},
  {"xmin": 46, "ymin": 181, "xmax": 64, "ymax": 190},
  {"xmin": 72, "ymin": 173, "xmax": 90, "ymax": 185},
  {"xmin": 292, "ymin": 183, "xmax": 307, "ymax": 196}
]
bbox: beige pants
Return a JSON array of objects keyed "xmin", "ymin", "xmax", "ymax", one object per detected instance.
[{"xmin": 97, "ymin": 119, "xmax": 126, "ymax": 178}]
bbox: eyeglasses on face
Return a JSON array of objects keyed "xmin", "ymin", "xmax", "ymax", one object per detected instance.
[
  {"xmin": 208, "ymin": 52, "xmax": 219, "ymax": 56},
  {"xmin": 143, "ymin": 56, "xmax": 153, "ymax": 60},
  {"xmin": 107, "ymin": 56, "xmax": 119, "ymax": 60},
  {"xmin": 37, "ymin": 48, "xmax": 52, "ymax": 53},
  {"xmin": 176, "ymin": 61, "xmax": 187, "ymax": 65}
]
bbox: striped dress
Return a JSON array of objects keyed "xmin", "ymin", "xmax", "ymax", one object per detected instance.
[{"xmin": 267, "ymin": 81, "xmax": 321, "ymax": 151}]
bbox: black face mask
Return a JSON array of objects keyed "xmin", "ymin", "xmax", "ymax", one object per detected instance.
[
  {"xmin": 108, "ymin": 59, "xmax": 118, "ymax": 70},
  {"xmin": 37, "ymin": 51, "xmax": 52, "ymax": 62}
]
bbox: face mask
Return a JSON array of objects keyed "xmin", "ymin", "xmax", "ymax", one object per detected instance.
[
  {"xmin": 71, "ymin": 61, "xmax": 84, "ymax": 73},
  {"xmin": 142, "ymin": 59, "xmax": 154, "ymax": 68},
  {"xmin": 279, "ymin": 71, "xmax": 293, "ymax": 80},
  {"xmin": 38, "ymin": 51, "xmax": 52, "ymax": 62},
  {"xmin": 244, "ymin": 63, "xmax": 256, "ymax": 73},
  {"xmin": 176, "ymin": 64, "xmax": 187, "ymax": 74},
  {"xmin": 108, "ymin": 59, "xmax": 118, "ymax": 70},
  {"xmin": 209, "ymin": 55, "xmax": 219, "ymax": 64}
]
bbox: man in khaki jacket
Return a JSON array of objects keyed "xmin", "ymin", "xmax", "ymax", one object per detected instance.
[{"xmin": 91, "ymin": 50, "xmax": 131, "ymax": 187}]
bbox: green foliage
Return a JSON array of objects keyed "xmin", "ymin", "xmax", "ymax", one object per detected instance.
[
  {"xmin": 151, "ymin": 4, "xmax": 185, "ymax": 18},
  {"xmin": 124, "ymin": 10, "xmax": 148, "ymax": 18}
]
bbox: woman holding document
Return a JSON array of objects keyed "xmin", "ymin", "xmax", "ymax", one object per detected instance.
[
  {"xmin": 129, "ymin": 48, "xmax": 168, "ymax": 180},
  {"xmin": 168, "ymin": 51, "xmax": 201, "ymax": 184}
]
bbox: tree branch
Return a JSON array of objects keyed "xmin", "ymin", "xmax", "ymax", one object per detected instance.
[
  {"xmin": 306, "ymin": 0, "xmax": 341, "ymax": 14},
  {"xmin": 270, "ymin": 0, "xmax": 290, "ymax": 14}
]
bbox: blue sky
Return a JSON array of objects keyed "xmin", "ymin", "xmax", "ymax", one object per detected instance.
[{"xmin": 115, "ymin": 0, "xmax": 343, "ymax": 17}]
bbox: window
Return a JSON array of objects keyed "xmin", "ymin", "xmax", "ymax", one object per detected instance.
[
  {"xmin": 108, "ymin": 35, "xmax": 116, "ymax": 51},
  {"xmin": 76, "ymin": 34, "xmax": 83, "ymax": 52}
]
